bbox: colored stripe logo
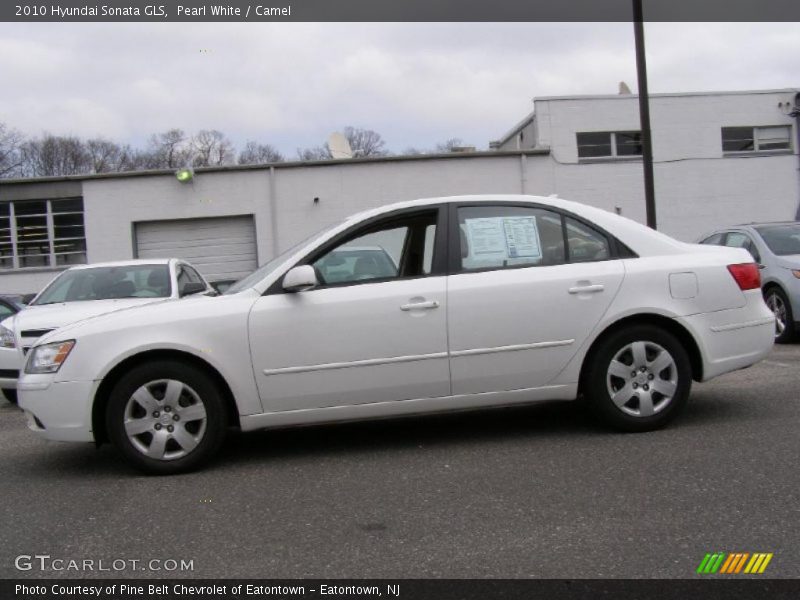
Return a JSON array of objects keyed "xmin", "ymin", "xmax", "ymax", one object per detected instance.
[{"xmin": 697, "ymin": 552, "xmax": 773, "ymax": 574}]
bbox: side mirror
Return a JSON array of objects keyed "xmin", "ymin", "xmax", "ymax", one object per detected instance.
[
  {"xmin": 180, "ymin": 281, "xmax": 207, "ymax": 297},
  {"xmin": 282, "ymin": 265, "xmax": 318, "ymax": 293}
]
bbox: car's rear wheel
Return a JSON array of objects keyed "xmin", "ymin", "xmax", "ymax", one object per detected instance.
[
  {"xmin": 764, "ymin": 287, "xmax": 795, "ymax": 344},
  {"xmin": 584, "ymin": 325, "xmax": 692, "ymax": 432},
  {"xmin": 105, "ymin": 361, "xmax": 227, "ymax": 474}
]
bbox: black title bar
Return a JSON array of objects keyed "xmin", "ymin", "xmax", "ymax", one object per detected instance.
[
  {"xmin": 5, "ymin": 579, "xmax": 800, "ymax": 600},
  {"xmin": 3, "ymin": 0, "xmax": 800, "ymax": 22}
]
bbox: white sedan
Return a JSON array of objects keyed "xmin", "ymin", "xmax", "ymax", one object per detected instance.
[
  {"xmin": 0, "ymin": 259, "xmax": 213, "ymax": 403},
  {"xmin": 18, "ymin": 195, "xmax": 774, "ymax": 474}
]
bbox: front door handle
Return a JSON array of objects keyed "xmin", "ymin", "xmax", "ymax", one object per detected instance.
[
  {"xmin": 400, "ymin": 300, "xmax": 440, "ymax": 311},
  {"xmin": 568, "ymin": 284, "xmax": 605, "ymax": 294}
]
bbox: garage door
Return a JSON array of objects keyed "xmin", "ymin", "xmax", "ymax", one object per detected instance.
[{"xmin": 135, "ymin": 215, "xmax": 257, "ymax": 282}]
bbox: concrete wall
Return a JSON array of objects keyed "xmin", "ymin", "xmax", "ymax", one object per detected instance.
[
  {"xmin": 271, "ymin": 155, "xmax": 538, "ymax": 249},
  {"xmin": 83, "ymin": 169, "xmax": 273, "ymax": 267}
]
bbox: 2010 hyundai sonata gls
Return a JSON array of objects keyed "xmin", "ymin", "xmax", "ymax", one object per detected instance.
[{"xmin": 19, "ymin": 195, "xmax": 775, "ymax": 474}]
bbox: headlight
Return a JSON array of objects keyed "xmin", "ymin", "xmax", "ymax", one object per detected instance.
[
  {"xmin": 0, "ymin": 325, "xmax": 16, "ymax": 349},
  {"xmin": 25, "ymin": 340, "xmax": 75, "ymax": 374},
  {"xmin": 792, "ymin": 270, "xmax": 800, "ymax": 279}
]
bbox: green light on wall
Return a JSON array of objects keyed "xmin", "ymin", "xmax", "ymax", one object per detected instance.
[{"xmin": 175, "ymin": 168, "xmax": 194, "ymax": 183}]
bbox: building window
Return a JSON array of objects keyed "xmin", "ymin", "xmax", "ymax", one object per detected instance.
[
  {"xmin": 0, "ymin": 198, "xmax": 86, "ymax": 270},
  {"xmin": 721, "ymin": 125, "xmax": 791, "ymax": 153},
  {"xmin": 577, "ymin": 131, "xmax": 642, "ymax": 158}
]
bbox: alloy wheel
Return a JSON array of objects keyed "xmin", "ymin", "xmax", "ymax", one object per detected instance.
[
  {"xmin": 606, "ymin": 341, "xmax": 678, "ymax": 418},
  {"xmin": 123, "ymin": 379, "xmax": 207, "ymax": 461},
  {"xmin": 766, "ymin": 292, "xmax": 787, "ymax": 338}
]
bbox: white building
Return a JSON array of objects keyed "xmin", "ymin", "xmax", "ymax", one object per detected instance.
[
  {"xmin": 0, "ymin": 88, "xmax": 797, "ymax": 295},
  {"xmin": 492, "ymin": 88, "xmax": 800, "ymax": 236}
]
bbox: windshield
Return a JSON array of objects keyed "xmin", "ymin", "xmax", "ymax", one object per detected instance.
[
  {"xmin": 224, "ymin": 222, "xmax": 344, "ymax": 294},
  {"xmin": 33, "ymin": 264, "xmax": 172, "ymax": 305},
  {"xmin": 755, "ymin": 224, "xmax": 800, "ymax": 256}
]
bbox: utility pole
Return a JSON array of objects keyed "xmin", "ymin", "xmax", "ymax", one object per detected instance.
[{"xmin": 633, "ymin": 0, "xmax": 657, "ymax": 229}]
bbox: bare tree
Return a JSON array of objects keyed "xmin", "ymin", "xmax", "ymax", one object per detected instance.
[
  {"xmin": 399, "ymin": 147, "xmax": 425, "ymax": 156},
  {"xmin": 344, "ymin": 126, "xmax": 387, "ymax": 158},
  {"xmin": 296, "ymin": 126, "xmax": 388, "ymax": 161},
  {"xmin": 434, "ymin": 138, "xmax": 465, "ymax": 153},
  {"xmin": 398, "ymin": 139, "xmax": 470, "ymax": 156},
  {"xmin": 296, "ymin": 145, "xmax": 332, "ymax": 161},
  {"xmin": 144, "ymin": 129, "xmax": 191, "ymax": 169},
  {"xmin": 0, "ymin": 123, "xmax": 24, "ymax": 178},
  {"xmin": 19, "ymin": 134, "xmax": 91, "ymax": 177},
  {"xmin": 192, "ymin": 129, "xmax": 235, "ymax": 167},
  {"xmin": 85, "ymin": 138, "xmax": 141, "ymax": 173},
  {"xmin": 238, "ymin": 141, "xmax": 284, "ymax": 165}
]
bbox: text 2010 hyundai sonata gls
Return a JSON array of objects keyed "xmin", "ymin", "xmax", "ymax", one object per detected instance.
[{"xmin": 19, "ymin": 195, "xmax": 774, "ymax": 474}]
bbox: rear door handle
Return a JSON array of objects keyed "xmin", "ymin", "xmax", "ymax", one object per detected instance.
[
  {"xmin": 400, "ymin": 300, "xmax": 440, "ymax": 311},
  {"xmin": 568, "ymin": 284, "xmax": 605, "ymax": 294}
]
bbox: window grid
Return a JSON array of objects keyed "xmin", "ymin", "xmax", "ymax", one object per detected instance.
[
  {"xmin": 577, "ymin": 131, "xmax": 642, "ymax": 159},
  {"xmin": 0, "ymin": 198, "xmax": 86, "ymax": 270},
  {"xmin": 722, "ymin": 125, "xmax": 791, "ymax": 153}
]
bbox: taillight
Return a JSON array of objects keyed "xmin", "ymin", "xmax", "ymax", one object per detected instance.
[{"xmin": 727, "ymin": 263, "xmax": 761, "ymax": 291}]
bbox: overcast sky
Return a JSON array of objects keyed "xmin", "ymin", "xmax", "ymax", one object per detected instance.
[{"xmin": 0, "ymin": 22, "xmax": 797, "ymax": 155}]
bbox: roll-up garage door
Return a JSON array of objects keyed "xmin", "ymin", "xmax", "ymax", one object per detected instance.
[{"xmin": 135, "ymin": 215, "xmax": 257, "ymax": 281}]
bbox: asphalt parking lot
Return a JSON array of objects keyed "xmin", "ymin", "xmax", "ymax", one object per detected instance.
[{"xmin": 1, "ymin": 344, "xmax": 798, "ymax": 580}]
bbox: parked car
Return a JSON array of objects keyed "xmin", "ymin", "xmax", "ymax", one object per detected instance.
[
  {"xmin": 1, "ymin": 294, "xmax": 32, "ymax": 307},
  {"xmin": 0, "ymin": 296, "xmax": 23, "ymax": 403},
  {"xmin": 18, "ymin": 195, "xmax": 773, "ymax": 474},
  {"xmin": 0, "ymin": 296, "xmax": 23, "ymax": 317},
  {"xmin": 0, "ymin": 259, "xmax": 213, "ymax": 403},
  {"xmin": 699, "ymin": 222, "xmax": 800, "ymax": 343},
  {"xmin": 209, "ymin": 279, "xmax": 237, "ymax": 294}
]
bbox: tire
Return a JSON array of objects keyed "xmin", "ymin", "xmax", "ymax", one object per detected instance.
[
  {"xmin": 105, "ymin": 361, "xmax": 228, "ymax": 475},
  {"xmin": 764, "ymin": 286, "xmax": 795, "ymax": 344},
  {"xmin": 2, "ymin": 388, "xmax": 17, "ymax": 404},
  {"xmin": 584, "ymin": 325, "xmax": 692, "ymax": 432}
]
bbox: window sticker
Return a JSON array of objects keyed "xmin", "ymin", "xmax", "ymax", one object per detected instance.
[
  {"xmin": 502, "ymin": 216, "xmax": 542, "ymax": 259},
  {"xmin": 465, "ymin": 218, "xmax": 508, "ymax": 259},
  {"xmin": 464, "ymin": 216, "xmax": 542, "ymax": 261}
]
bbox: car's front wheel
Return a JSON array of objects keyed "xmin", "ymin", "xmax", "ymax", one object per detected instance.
[
  {"xmin": 105, "ymin": 361, "xmax": 228, "ymax": 474},
  {"xmin": 764, "ymin": 286, "xmax": 795, "ymax": 344},
  {"xmin": 584, "ymin": 325, "xmax": 692, "ymax": 432}
]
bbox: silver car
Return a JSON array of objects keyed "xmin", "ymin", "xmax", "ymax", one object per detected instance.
[{"xmin": 699, "ymin": 222, "xmax": 800, "ymax": 343}]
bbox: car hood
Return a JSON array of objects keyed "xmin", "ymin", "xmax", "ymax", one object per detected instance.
[
  {"xmin": 12, "ymin": 298, "xmax": 167, "ymax": 335},
  {"xmin": 774, "ymin": 254, "xmax": 800, "ymax": 269},
  {"xmin": 34, "ymin": 291, "xmax": 240, "ymax": 346}
]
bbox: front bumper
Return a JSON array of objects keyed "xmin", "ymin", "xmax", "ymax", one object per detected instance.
[
  {"xmin": 18, "ymin": 377, "xmax": 97, "ymax": 442},
  {"xmin": 0, "ymin": 345, "xmax": 23, "ymax": 390}
]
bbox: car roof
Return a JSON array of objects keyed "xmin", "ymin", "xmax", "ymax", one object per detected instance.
[
  {"xmin": 331, "ymin": 246, "xmax": 387, "ymax": 253},
  {"xmin": 701, "ymin": 222, "xmax": 799, "ymax": 238},
  {"xmin": 343, "ymin": 194, "xmax": 684, "ymax": 257},
  {"xmin": 66, "ymin": 258, "xmax": 174, "ymax": 271},
  {"xmin": 741, "ymin": 221, "xmax": 800, "ymax": 227}
]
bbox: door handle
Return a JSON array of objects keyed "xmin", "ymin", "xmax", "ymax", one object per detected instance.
[
  {"xmin": 400, "ymin": 300, "xmax": 440, "ymax": 311},
  {"xmin": 568, "ymin": 284, "xmax": 604, "ymax": 294}
]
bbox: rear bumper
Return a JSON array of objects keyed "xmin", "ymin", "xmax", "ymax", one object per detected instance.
[
  {"xmin": 677, "ymin": 290, "xmax": 775, "ymax": 381},
  {"xmin": 18, "ymin": 377, "xmax": 97, "ymax": 443}
]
